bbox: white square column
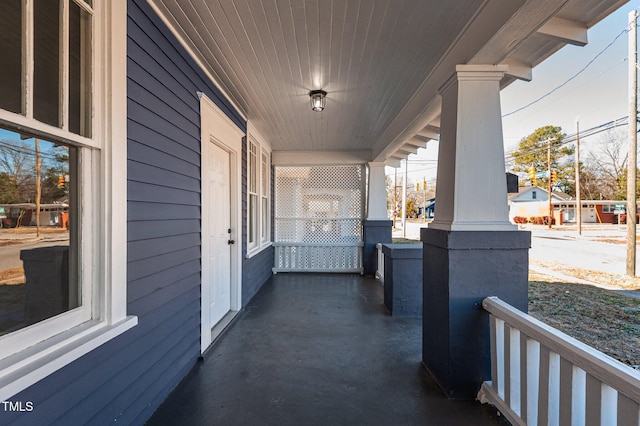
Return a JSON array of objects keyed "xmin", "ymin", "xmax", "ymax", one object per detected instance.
[
  {"xmin": 366, "ymin": 162, "xmax": 389, "ymax": 220},
  {"xmin": 363, "ymin": 162, "xmax": 392, "ymax": 276},
  {"xmin": 430, "ymin": 65, "xmax": 515, "ymax": 231}
]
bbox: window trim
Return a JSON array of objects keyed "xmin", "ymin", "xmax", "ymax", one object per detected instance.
[
  {"xmin": 260, "ymin": 149, "xmax": 270, "ymax": 245},
  {"xmin": 248, "ymin": 138, "xmax": 259, "ymax": 251},
  {"xmin": 246, "ymin": 124, "xmax": 271, "ymax": 258},
  {"xmin": 0, "ymin": 0, "xmax": 136, "ymax": 402}
]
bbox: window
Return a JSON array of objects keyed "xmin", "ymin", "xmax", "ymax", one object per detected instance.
[
  {"xmin": 0, "ymin": 1, "xmax": 134, "ymax": 401},
  {"xmin": 532, "ymin": 191, "xmax": 537, "ymax": 200},
  {"xmin": 0, "ymin": 132, "xmax": 79, "ymax": 337},
  {"xmin": 261, "ymin": 150, "xmax": 270, "ymax": 245},
  {"xmin": 247, "ymin": 134, "xmax": 271, "ymax": 255},
  {"xmin": 602, "ymin": 204, "xmax": 614, "ymax": 213},
  {"xmin": 248, "ymin": 140, "xmax": 258, "ymax": 248}
]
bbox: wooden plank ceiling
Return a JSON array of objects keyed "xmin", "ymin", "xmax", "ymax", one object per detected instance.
[{"xmin": 149, "ymin": 0, "xmax": 627, "ymax": 163}]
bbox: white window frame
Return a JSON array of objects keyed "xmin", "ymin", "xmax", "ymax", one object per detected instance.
[
  {"xmin": 0, "ymin": 0, "xmax": 136, "ymax": 402},
  {"xmin": 260, "ymin": 148, "xmax": 270, "ymax": 245},
  {"xmin": 246, "ymin": 124, "xmax": 271, "ymax": 257},
  {"xmin": 248, "ymin": 138, "xmax": 259, "ymax": 251}
]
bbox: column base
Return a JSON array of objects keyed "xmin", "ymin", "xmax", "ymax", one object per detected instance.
[
  {"xmin": 362, "ymin": 220, "xmax": 393, "ymax": 276},
  {"xmin": 420, "ymin": 228, "xmax": 530, "ymax": 399},
  {"xmin": 381, "ymin": 243, "xmax": 422, "ymax": 317}
]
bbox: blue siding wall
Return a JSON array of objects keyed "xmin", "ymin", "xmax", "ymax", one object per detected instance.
[
  {"xmin": 3, "ymin": 0, "xmax": 245, "ymax": 424},
  {"xmin": 241, "ymin": 137, "xmax": 274, "ymax": 306}
]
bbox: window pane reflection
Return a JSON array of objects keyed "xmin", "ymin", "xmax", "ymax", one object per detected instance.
[
  {"xmin": 0, "ymin": 126, "xmax": 78, "ymax": 336},
  {"xmin": 69, "ymin": 1, "xmax": 92, "ymax": 137},
  {"xmin": 0, "ymin": 0, "xmax": 22, "ymax": 114},
  {"xmin": 34, "ymin": 0, "xmax": 61, "ymax": 127}
]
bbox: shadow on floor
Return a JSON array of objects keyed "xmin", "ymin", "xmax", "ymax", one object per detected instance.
[{"xmin": 147, "ymin": 273, "xmax": 507, "ymax": 426}]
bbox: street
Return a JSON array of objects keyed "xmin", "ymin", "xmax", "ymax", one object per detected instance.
[
  {"xmin": 394, "ymin": 221, "xmax": 640, "ymax": 277},
  {"xmin": 526, "ymin": 224, "xmax": 640, "ymax": 276},
  {"xmin": 0, "ymin": 233, "xmax": 69, "ymax": 273}
]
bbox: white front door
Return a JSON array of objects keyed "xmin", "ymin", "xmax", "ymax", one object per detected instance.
[
  {"xmin": 199, "ymin": 93, "xmax": 244, "ymax": 354},
  {"xmin": 208, "ymin": 143, "xmax": 232, "ymax": 326}
]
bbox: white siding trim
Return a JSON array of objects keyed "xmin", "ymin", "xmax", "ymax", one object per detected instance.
[{"xmin": 0, "ymin": 318, "xmax": 137, "ymax": 402}]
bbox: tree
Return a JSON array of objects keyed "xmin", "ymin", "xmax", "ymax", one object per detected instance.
[
  {"xmin": 42, "ymin": 166, "xmax": 67, "ymax": 202},
  {"xmin": 511, "ymin": 125, "xmax": 573, "ymax": 191},
  {"xmin": 572, "ymin": 167, "xmax": 603, "ymax": 200},
  {"xmin": 0, "ymin": 138, "xmax": 69, "ymax": 205},
  {"xmin": 0, "ymin": 172, "xmax": 19, "ymax": 203},
  {"xmin": 586, "ymin": 128, "xmax": 629, "ymax": 200},
  {"xmin": 0, "ymin": 139, "xmax": 36, "ymax": 202},
  {"xmin": 405, "ymin": 199, "xmax": 418, "ymax": 218}
]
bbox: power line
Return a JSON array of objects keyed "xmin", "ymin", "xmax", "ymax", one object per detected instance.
[
  {"xmin": 504, "ymin": 116, "xmax": 631, "ymax": 165},
  {"xmin": 0, "ymin": 140, "xmax": 67, "ymax": 162},
  {"xmin": 502, "ymin": 27, "xmax": 629, "ymax": 118}
]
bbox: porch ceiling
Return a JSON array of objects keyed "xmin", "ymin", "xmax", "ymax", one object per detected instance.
[{"xmin": 149, "ymin": 0, "xmax": 627, "ymax": 164}]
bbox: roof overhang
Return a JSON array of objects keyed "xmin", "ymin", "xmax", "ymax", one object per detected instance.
[{"xmin": 148, "ymin": 0, "xmax": 628, "ymax": 165}]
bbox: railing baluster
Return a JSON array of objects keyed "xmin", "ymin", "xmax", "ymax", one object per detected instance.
[
  {"xmin": 510, "ymin": 327, "xmax": 521, "ymax": 416},
  {"xmin": 481, "ymin": 297, "xmax": 640, "ymax": 426},
  {"xmin": 571, "ymin": 366, "xmax": 586, "ymax": 426},
  {"xmin": 505, "ymin": 323, "xmax": 512, "ymax": 407},
  {"xmin": 489, "ymin": 315, "xmax": 498, "ymax": 391},
  {"xmin": 375, "ymin": 243, "xmax": 384, "ymax": 282},
  {"xmin": 549, "ymin": 352, "xmax": 561, "ymax": 426},
  {"xmin": 600, "ymin": 384, "xmax": 617, "ymax": 425},
  {"xmin": 538, "ymin": 346, "xmax": 551, "ymax": 426},
  {"xmin": 520, "ymin": 333, "xmax": 529, "ymax": 423},
  {"xmin": 496, "ymin": 318, "xmax": 505, "ymax": 399},
  {"xmin": 526, "ymin": 338, "xmax": 540, "ymax": 426}
]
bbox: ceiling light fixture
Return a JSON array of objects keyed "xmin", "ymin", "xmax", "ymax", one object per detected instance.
[{"xmin": 309, "ymin": 90, "xmax": 327, "ymax": 112}]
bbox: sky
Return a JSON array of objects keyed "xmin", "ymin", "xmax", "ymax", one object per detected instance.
[{"xmin": 396, "ymin": 0, "xmax": 640, "ymax": 186}]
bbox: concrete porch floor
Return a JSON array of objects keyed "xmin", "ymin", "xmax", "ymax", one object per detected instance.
[{"xmin": 147, "ymin": 273, "xmax": 507, "ymax": 425}]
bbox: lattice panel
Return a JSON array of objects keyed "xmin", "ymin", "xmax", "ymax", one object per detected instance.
[
  {"xmin": 274, "ymin": 165, "xmax": 364, "ymax": 272},
  {"xmin": 275, "ymin": 219, "xmax": 362, "ymax": 244},
  {"xmin": 273, "ymin": 245, "xmax": 363, "ymax": 272}
]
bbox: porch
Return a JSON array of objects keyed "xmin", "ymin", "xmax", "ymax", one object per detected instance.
[{"xmin": 147, "ymin": 273, "xmax": 507, "ymax": 425}]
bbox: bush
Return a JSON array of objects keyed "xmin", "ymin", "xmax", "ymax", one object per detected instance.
[
  {"xmin": 620, "ymin": 214, "xmax": 640, "ymax": 224},
  {"xmin": 513, "ymin": 216, "xmax": 528, "ymax": 224},
  {"xmin": 527, "ymin": 216, "xmax": 555, "ymax": 225}
]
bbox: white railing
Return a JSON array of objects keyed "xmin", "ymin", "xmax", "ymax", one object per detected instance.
[
  {"xmin": 375, "ymin": 243, "xmax": 384, "ymax": 283},
  {"xmin": 273, "ymin": 242, "xmax": 363, "ymax": 273},
  {"xmin": 479, "ymin": 296, "xmax": 640, "ymax": 426}
]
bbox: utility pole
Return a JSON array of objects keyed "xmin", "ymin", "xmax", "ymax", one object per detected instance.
[
  {"xmin": 575, "ymin": 119, "xmax": 582, "ymax": 235},
  {"xmin": 548, "ymin": 138, "xmax": 553, "ymax": 229},
  {"xmin": 401, "ymin": 159, "xmax": 407, "ymax": 237},
  {"xmin": 35, "ymin": 138, "xmax": 41, "ymax": 238},
  {"xmin": 627, "ymin": 10, "xmax": 637, "ymax": 276},
  {"xmin": 393, "ymin": 167, "xmax": 397, "ymax": 228},
  {"xmin": 423, "ymin": 177, "xmax": 427, "ymax": 222}
]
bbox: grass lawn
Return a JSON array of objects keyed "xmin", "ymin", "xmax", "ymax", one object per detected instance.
[{"xmin": 528, "ymin": 270, "xmax": 640, "ymax": 369}]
